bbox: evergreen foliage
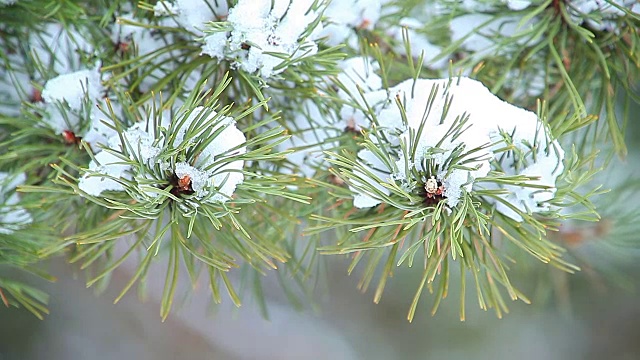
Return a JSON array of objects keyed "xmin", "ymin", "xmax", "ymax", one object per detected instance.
[{"xmin": 0, "ymin": 0, "xmax": 638, "ymax": 321}]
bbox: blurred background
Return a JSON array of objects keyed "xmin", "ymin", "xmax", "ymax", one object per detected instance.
[{"xmin": 1, "ymin": 242, "xmax": 640, "ymax": 360}]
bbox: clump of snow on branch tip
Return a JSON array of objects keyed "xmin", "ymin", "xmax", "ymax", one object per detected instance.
[
  {"xmin": 174, "ymin": 162, "xmax": 209, "ymax": 198},
  {"xmin": 201, "ymin": 0, "xmax": 324, "ymax": 78},
  {"xmin": 485, "ymin": 129, "xmax": 565, "ymax": 222},
  {"xmin": 42, "ymin": 69, "xmax": 103, "ymax": 110},
  {"xmin": 78, "ymin": 105, "xmax": 247, "ymax": 205},
  {"xmin": 347, "ymin": 76, "xmax": 566, "ymax": 216},
  {"xmin": 383, "ymin": 78, "xmax": 494, "ymax": 208},
  {"xmin": 171, "ymin": 106, "xmax": 247, "ymax": 203},
  {"xmin": 40, "ymin": 68, "xmax": 119, "ymax": 147},
  {"xmin": 78, "ymin": 122, "xmax": 161, "ymax": 197}
]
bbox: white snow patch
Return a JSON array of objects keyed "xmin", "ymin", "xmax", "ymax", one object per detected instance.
[
  {"xmin": 0, "ymin": 172, "xmax": 33, "ymax": 234},
  {"xmin": 40, "ymin": 68, "xmax": 119, "ymax": 147},
  {"xmin": 172, "ymin": 106, "xmax": 247, "ymax": 203},
  {"xmin": 347, "ymin": 76, "xmax": 565, "ymax": 216},
  {"xmin": 320, "ymin": 0, "xmax": 383, "ymax": 47},
  {"xmin": 201, "ymin": 0, "xmax": 323, "ymax": 78}
]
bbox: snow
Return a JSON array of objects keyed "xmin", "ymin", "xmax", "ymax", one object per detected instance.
[
  {"xmin": 1, "ymin": 0, "xmax": 579, "ymax": 224},
  {"xmin": 79, "ymin": 122, "xmax": 160, "ymax": 197},
  {"xmin": 30, "ymin": 24, "xmax": 94, "ymax": 75},
  {"xmin": 449, "ymin": 14, "xmax": 532, "ymax": 59},
  {"xmin": 40, "ymin": 68, "xmax": 118, "ymax": 147},
  {"xmin": 320, "ymin": 0, "xmax": 384, "ymax": 47},
  {"xmin": 488, "ymin": 137, "xmax": 565, "ymax": 222},
  {"xmin": 499, "ymin": 0, "xmax": 637, "ymax": 31},
  {"xmin": 347, "ymin": 76, "xmax": 565, "ymax": 217},
  {"xmin": 505, "ymin": 0, "xmax": 530, "ymax": 11},
  {"xmin": 158, "ymin": 0, "xmax": 324, "ymax": 78},
  {"xmin": 201, "ymin": 32, "xmax": 228, "ymax": 59},
  {"xmin": 336, "ymin": 57, "xmax": 382, "ymax": 101},
  {"xmin": 350, "ymin": 78, "xmax": 494, "ymax": 209},
  {"xmin": 174, "ymin": 162, "xmax": 210, "ymax": 198},
  {"xmin": 118, "ymin": 122, "xmax": 163, "ymax": 163},
  {"xmin": 264, "ymin": 58, "xmax": 379, "ymax": 167},
  {"xmin": 339, "ymin": 89, "xmax": 389, "ymax": 133},
  {"xmin": 79, "ymin": 150, "xmax": 131, "ymax": 196},
  {"xmin": 83, "ymin": 103, "xmax": 122, "ymax": 147},
  {"xmin": 42, "ymin": 69, "xmax": 103, "ymax": 111},
  {"xmin": 571, "ymin": 0, "xmax": 636, "ymax": 15},
  {"xmin": 569, "ymin": 0, "xmax": 638, "ymax": 30},
  {"xmin": 154, "ymin": 0, "xmax": 229, "ymax": 35},
  {"xmin": 385, "ymin": 78, "xmax": 495, "ymax": 207},
  {"xmin": 172, "ymin": 106, "xmax": 246, "ymax": 203},
  {"xmin": 0, "ymin": 48, "xmax": 30, "ymax": 116},
  {"xmin": 335, "ymin": 56, "xmax": 388, "ymax": 133},
  {"xmin": 201, "ymin": 0, "xmax": 323, "ymax": 78},
  {"xmin": 4, "ymin": 23, "xmax": 127, "ymax": 147},
  {"xmin": 153, "ymin": 1, "xmax": 178, "ymax": 16},
  {"xmin": 457, "ymin": 0, "xmax": 497, "ymax": 12},
  {"xmin": 79, "ymin": 105, "xmax": 247, "ymax": 206},
  {"xmin": 333, "ymin": 57, "xmax": 386, "ymax": 132},
  {"xmin": 0, "ymin": 172, "xmax": 33, "ymax": 235},
  {"xmin": 327, "ymin": 0, "xmax": 382, "ymax": 30},
  {"xmin": 0, "ymin": 23, "xmax": 93, "ymax": 116},
  {"xmin": 351, "ymin": 149, "xmax": 392, "ymax": 209},
  {"xmin": 271, "ymin": 59, "xmax": 379, "ymax": 178}
]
